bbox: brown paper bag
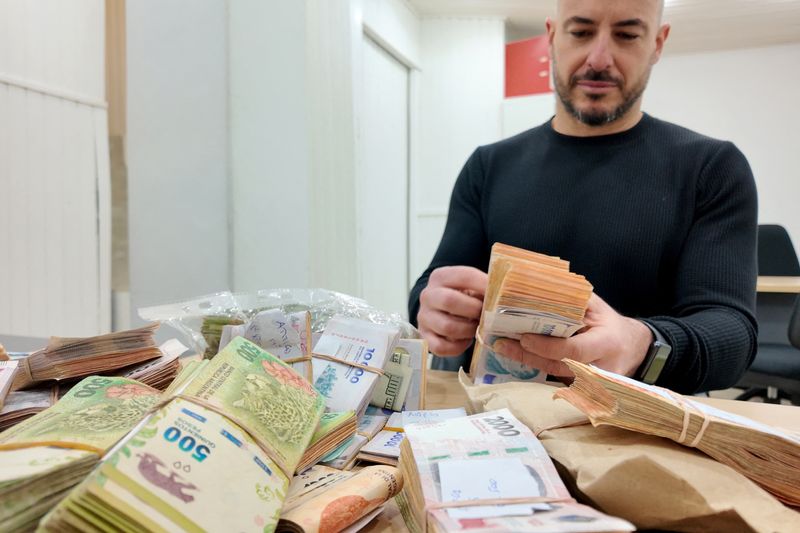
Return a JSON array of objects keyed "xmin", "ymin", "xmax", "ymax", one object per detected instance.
[{"xmin": 459, "ymin": 371, "xmax": 800, "ymax": 532}]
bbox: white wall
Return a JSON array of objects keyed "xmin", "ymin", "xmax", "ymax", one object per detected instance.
[
  {"xmin": 646, "ymin": 43, "xmax": 800, "ymax": 254},
  {"xmin": 126, "ymin": 0, "xmax": 229, "ymax": 323},
  {"xmin": 0, "ymin": 0, "xmax": 110, "ymax": 337},
  {"xmin": 228, "ymin": 0, "xmax": 310, "ymax": 292},
  {"xmin": 412, "ymin": 17, "xmax": 506, "ymax": 282}
]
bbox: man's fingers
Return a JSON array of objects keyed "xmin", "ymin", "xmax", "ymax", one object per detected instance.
[
  {"xmin": 420, "ymin": 326, "xmax": 473, "ymax": 357},
  {"xmin": 428, "ymin": 266, "xmax": 488, "ymax": 297},
  {"xmin": 420, "ymin": 286, "xmax": 483, "ymax": 321},
  {"xmin": 518, "ymin": 334, "xmax": 582, "ymax": 361},
  {"xmin": 417, "ymin": 307, "xmax": 478, "ymax": 342},
  {"xmin": 492, "ymin": 339, "xmax": 572, "ymax": 376}
]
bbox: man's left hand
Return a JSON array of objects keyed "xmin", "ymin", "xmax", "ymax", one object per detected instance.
[{"xmin": 492, "ymin": 293, "xmax": 653, "ymax": 378}]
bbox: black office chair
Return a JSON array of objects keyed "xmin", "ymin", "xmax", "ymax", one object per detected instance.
[{"xmin": 735, "ymin": 225, "xmax": 800, "ymax": 404}]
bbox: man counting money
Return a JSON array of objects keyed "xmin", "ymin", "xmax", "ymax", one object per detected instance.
[{"xmin": 408, "ymin": 0, "xmax": 757, "ymax": 394}]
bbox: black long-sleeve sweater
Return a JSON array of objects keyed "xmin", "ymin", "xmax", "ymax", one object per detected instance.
[{"xmin": 408, "ymin": 113, "xmax": 758, "ymax": 394}]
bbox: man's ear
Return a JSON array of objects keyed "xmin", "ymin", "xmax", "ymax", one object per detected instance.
[
  {"xmin": 546, "ymin": 16, "xmax": 556, "ymax": 46},
  {"xmin": 652, "ymin": 23, "xmax": 671, "ymax": 64}
]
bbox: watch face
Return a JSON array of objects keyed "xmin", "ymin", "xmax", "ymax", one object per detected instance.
[{"xmin": 642, "ymin": 342, "xmax": 671, "ymax": 385}]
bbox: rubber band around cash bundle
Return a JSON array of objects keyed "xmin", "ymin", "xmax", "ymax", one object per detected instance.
[
  {"xmin": 133, "ymin": 393, "xmax": 295, "ymax": 480},
  {"xmin": 311, "ymin": 353, "xmax": 385, "ymax": 377},
  {"xmin": 666, "ymin": 390, "xmax": 712, "ymax": 448},
  {"xmin": 425, "ymin": 495, "xmax": 575, "ymax": 513}
]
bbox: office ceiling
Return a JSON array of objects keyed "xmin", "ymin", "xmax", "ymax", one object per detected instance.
[{"xmin": 407, "ymin": 0, "xmax": 800, "ymax": 54}]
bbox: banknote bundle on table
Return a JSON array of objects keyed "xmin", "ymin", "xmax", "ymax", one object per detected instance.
[
  {"xmin": 296, "ymin": 410, "xmax": 357, "ymax": 473},
  {"xmin": 370, "ymin": 338, "xmax": 428, "ymax": 412},
  {"xmin": 0, "ymin": 384, "xmax": 59, "ymax": 432},
  {"xmin": 11, "ymin": 324, "xmax": 162, "ymax": 390},
  {"xmin": 277, "ymin": 464, "xmax": 403, "ymax": 533},
  {"xmin": 471, "ymin": 243, "xmax": 593, "ymax": 385},
  {"xmin": 0, "ymin": 376, "xmax": 161, "ymax": 532},
  {"xmin": 0, "ymin": 360, "xmax": 19, "ymax": 409},
  {"xmin": 40, "ymin": 336, "xmax": 326, "ymax": 532},
  {"xmin": 396, "ymin": 408, "xmax": 634, "ymax": 532},
  {"xmin": 555, "ymin": 359, "xmax": 800, "ymax": 507},
  {"xmin": 112, "ymin": 338, "xmax": 188, "ymax": 391},
  {"xmin": 220, "ymin": 309, "xmax": 313, "ymax": 381},
  {"xmin": 316, "ymin": 414, "xmax": 388, "ymax": 470},
  {"xmin": 312, "ymin": 315, "xmax": 401, "ymax": 417}
]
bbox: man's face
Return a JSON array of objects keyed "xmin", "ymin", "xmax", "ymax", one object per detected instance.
[{"xmin": 548, "ymin": 0, "xmax": 668, "ymax": 127}]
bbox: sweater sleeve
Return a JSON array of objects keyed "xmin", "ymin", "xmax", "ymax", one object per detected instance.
[
  {"xmin": 408, "ymin": 149, "xmax": 490, "ymax": 327},
  {"xmin": 646, "ymin": 141, "xmax": 758, "ymax": 394}
]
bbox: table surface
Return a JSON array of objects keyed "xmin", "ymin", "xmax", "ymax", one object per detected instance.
[
  {"xmin": 757, "ymin": 276, "xmax": 800, "ymax": 293},
  {"xmin": 363, "ymin": 369, "xmax": 800, "ymax": 531}
]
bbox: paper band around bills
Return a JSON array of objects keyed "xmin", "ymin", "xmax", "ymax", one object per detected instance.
[
  {"xmin": 425, "ymin": 495, "xmax": 573, "ymax": 513},
  {"xmin": 311, "ymin": 353, "xmax": 385, "ymax": 376},
  {"xmin": 142, "ymin": 393, "xmax": 294, "ymax": 480}
]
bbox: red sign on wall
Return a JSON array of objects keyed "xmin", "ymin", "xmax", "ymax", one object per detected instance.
[{"xmin": 505, "ymin": 35, "xmax": 551, "ymax": 98}]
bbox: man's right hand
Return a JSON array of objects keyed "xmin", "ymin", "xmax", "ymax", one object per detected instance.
[{"xmin": 417, "ymin": 266, "xmax": 487, "ymax": 356}]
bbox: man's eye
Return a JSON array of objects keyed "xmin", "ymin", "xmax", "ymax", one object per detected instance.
[
  {"xmin": 617, "ymin": 32, "xmax": 640, "ymax": 41},
  {"xmin": 570, "ymin": 30, "xmax": 590, "ymax": 38}
]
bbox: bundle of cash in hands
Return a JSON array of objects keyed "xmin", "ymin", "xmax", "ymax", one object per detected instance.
[{"xmin": 471, "ymin": 242, "xmax": 593, "ymax": 385}]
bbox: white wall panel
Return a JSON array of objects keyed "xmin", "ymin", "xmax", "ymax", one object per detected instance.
[
  {"xmin": 411, "ymin": 17, "xmax": 505, "ymax": 281},
  {"xmin": 228, "ymin": 0, "xmax": 310, "ymax": 292},
  {"xmin": 126, "ymin": 0, "xmax": 229, "ymax": 328},
  {"xmin": 0, "ymin": 0, "xmax": 110, "ymax": 337}
]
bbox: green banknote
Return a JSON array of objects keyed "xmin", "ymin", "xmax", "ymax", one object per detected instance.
[
  {"xmin": 179, "ymin": 337, "xmax": 325, "ymax": 475},
  {"xmin": 0, "ymin": 376, "xmax": 161, "ymax": 531},
  {"xmin": 42, "ymin": 397, "xmax": 291, "ymax": 532},
  {"xmin": 0, "ymin": 376, "xmax": 161, "ymax": 453},
  {"xmin": 41, "ymin": 338, "xmax": 326, "ymax": 532}
]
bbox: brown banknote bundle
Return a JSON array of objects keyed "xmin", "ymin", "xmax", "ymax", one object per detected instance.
[
  {"xmin": 460, "ymin": 370, "xmax": 800, "ymax": 532},
  {"xmin": 470, "ymin": 243, "xmax": 593, "ymax": 385},
  {"xmin": 12, "ymin": 324, "xmax": 161, "ymax": 390},
  {"xmin": 555, "ymin": 359, "xmax": 800, "ymax": 507}
]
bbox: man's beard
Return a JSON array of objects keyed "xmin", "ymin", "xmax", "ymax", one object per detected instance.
[{"xmin": 553, "ymin": 58, "xmax": 649, "ymax": 127}]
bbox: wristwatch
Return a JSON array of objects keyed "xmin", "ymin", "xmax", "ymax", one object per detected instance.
[{"xmin": 635, "ymin": 321, "xmax": 672, "ymax": 385}]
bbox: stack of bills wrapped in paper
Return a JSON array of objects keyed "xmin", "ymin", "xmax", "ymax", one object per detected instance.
[
  {"xmin": 370, "ymin": 338, "xmax": 428, "ymax": 412},
  {"xmin": 12, "ymin": 324, "xmax": 162, "ymax": 390},
  {"xmin": 312, "ymin": 315, "xmax": 401, "ymax": 418},
  {"xmin": 0, "ymin": 376, "xmax": 161, "ymax": 531},
  {"xmin": 397, "ymin": 408, "xmax": 634, "ymax": 532},
  {"xmin": 40, "ymin": 337, "xmax": 325, "ymax": 532},
  {"xmin": 555, "ymin": 359, "xmax": 800, "ymax": 507},
  {"xmin": 277, "ymin": 465, "xmax": 403, "ymax": 532},
  {"xmin": 471, "ymin": 243, "xmax": 593, "ymax": 385},
  {"xmin": 220, "ymin": 309, "xmax": 313, "ymax": 381}
]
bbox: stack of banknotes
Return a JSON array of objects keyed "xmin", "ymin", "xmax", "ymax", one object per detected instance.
[
  {"xmin": 396, "ymin": 408, "xmax": 634, "ymax": 532},
  {"xmin": 277, "ymin": 464, "xmax": 403, "ymax": 532},
  {"xmin": 13, "ymin": 324, "xmax": 163, "ymax": 390},
  {"xmin": 296, "ymin": 410, "xmax": 356, "ymax": 473},
  {"xmin": 0, "ymin": 385, "xmax": 59, "ymax": 431},
  {"xmin": 220, "ymin": 309, "xmax": 313, "ymax": 381},
  {"xmin": 39, "ymin": 337, "xmax": 326, "ymax": 532},
  {"xmin": 555, "ymin": 359, "xmax": 800, "ymax": 507},
  {"xmin": 369, "ymin": 338, "xmax": 428, "ymax": 412},
  {"xmin": 312, "ymin": 316, "xmax": 401, "ymax": 417},
  {"xmin": 0, "ymin": 376, "xmax": 162, "ymax": 531},
  {"xmin": 471, "ymin": 243, "xmax": 593, "ymax": 385}
]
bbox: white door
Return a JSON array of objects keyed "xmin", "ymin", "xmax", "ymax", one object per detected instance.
[{"xmin": 357, "ymin": 35, "xmax": 410, "ymax": 317}]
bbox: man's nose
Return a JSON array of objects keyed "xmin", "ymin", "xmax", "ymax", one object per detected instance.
[{"xmin": 586, "ymin": 35, "xmax": 613, "ymax": 72}]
